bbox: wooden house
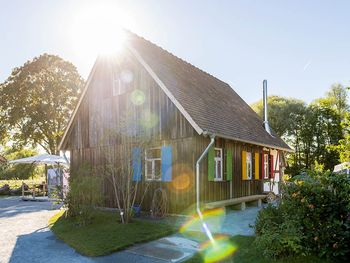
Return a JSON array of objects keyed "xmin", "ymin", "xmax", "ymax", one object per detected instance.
[{"xmin": 59, "ymin": 32, "xmax": 291, "ymax": 214}]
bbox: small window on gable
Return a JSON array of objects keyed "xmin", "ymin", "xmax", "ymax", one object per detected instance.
[
  {"xmin": 246, "ymin": 152, "xmax": 252, "ymax": 180},
  {"xmin": 214, "ymin": 148, "xmax": 223, "ymax": 181},
  {"xmin": 264, "ymin": 153, "xmax": 269, "ymax": 179},
  {"xmin": 145, "ymin": 148, "xmax": 161, "ymax": 181},
  {"xmin": 112, "ymin": 76, "xmax": 127, "ymax": 96}
]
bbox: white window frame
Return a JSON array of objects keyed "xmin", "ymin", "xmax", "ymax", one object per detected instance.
[
  {"xmin": 264, "ymin": 153, "xmax": 269, "ymax": 179},
  {"xmin": 112, "ymin": 77, "xmax": 127, "ymax": 96},
  {"xmin": 246, "ymin": 152, "xmax": 252, "ymax": 180},
  {"xmin": 214, "ymin": 148, "xmax": 223, "ymax": 181},
  {"xmin": 145, "ymin": 147, "xmax": 161, "ymax": 181}
]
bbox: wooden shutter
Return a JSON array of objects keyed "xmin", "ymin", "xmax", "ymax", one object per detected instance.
[
  {"xmin": 132, "ymin": 147, "xmax": 142, "ymax": 182},
  {"xmin": 208, "ymin": 146, "xmax": 215, "ymax": 181},
  {"xmin": 226, "ymin": 149, "xmax": 233, "ymax": 181},
  {"xmin": 161, "ymin": 146, "xmax": 172, "ymax": 182},
  {"xmin": 254, "ymin": 152, "xmax": 260, "ymax": 180},
  {"xmin": 242, "ymin": 150, "xmax": 247, "ymax": 180}
]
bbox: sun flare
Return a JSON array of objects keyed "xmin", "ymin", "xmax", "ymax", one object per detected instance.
[{"xmin": 71, "ymin": 2, "xmax": 131, "ymax": 56}]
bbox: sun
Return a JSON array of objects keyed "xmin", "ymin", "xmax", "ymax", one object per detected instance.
[{"xmin": 70, "ymin": 2, "xmax": 130, "ymax": 56}]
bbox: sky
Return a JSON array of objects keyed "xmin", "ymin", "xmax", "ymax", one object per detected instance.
[{"xmin": 1, "ymin": 0, "xmax": 350, "ymax": 104}]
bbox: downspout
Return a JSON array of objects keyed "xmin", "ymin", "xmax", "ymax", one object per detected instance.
[{"xmin": 196, "ymin": 134, "xmax": 215, "ymax": 219}]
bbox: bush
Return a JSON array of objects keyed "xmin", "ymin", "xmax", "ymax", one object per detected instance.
[
  {"xmin": 65, "ymin": 165, "xmax": 104, "ymax": 225},
  {"xmin": 255, "ymin": 171, "xmax": 350, "ymax": 260}
]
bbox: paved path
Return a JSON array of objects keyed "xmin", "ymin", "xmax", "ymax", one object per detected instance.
[
  {"xmin": 0, "ymin": 197, "xmax": 196, "ymax": 263},
  {"xmin": 0, "ymin": 196, "xmax": 260, "ymax": 263}
]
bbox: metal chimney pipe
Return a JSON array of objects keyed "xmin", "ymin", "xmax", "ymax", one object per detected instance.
[{"xmin": 263, "ymin": 80, "xmax": 272, "ymax": 135}]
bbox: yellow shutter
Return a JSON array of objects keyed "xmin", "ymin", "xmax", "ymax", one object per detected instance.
[
  {"xmin": 254, "ymin": 152, "xmax": 260, "ymax": 180},
  {"xmin": 242, "ymin": 150, "xmax": 247, "ymax": 180}
]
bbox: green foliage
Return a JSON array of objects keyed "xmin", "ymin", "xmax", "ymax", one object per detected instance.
[
  {"xmin": 331, "ymin": 111, "xmax": 350, "ymax": 162},
  {"xmin": 255, "ymin": 171, "xmax": 350, "ymax": 260},
  {"xmin": 251, "ymin": 96, "xmax": 306, "ymax": 137},
  {"xmin": 254, "ymin": 205, "xmax": 305, "ymax": 258},
  {"xmin": 0, "ymin": 147, "xmax": 38, "ymax": 180},
  {"xmin": 0, "ymin": 54, "xmax": 84, "ymax": 154},
  {"xmin": 251, "ymin": 84, "xmax": 347, "ymax": 175},
  {"xmin": 49, "ymin": 210, "xmax": 175, "ymax": 257},
  {"xmin": 65, "ymin": 165, "xmax": 104, "ymax": 225}
]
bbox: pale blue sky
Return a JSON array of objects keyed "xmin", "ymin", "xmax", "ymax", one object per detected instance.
[{"xmin": 1, "ymin": 0, "xmax": 349, "ymax": 104}]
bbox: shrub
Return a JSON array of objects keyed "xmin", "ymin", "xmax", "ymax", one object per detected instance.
[
  {"xmin": 254, "ymin": 171, "xmax": 350, "ymax": 260},
  {"xmin": 255, "ymin": 205, "xmax": 305, "ymax": 258},
  {"xmin": 65, "ymin": 165, "xmax": 104, "ymax": 225}
]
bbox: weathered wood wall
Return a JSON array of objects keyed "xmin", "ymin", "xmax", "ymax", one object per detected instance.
[{"xmin": 63, "ymin": 51, "xmax": 264, "ymax": 214}]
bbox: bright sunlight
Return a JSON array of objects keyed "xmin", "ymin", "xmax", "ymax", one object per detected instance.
[{"xmin": 70, "ymin": 1, "xmax": 132, "ymax": 56}]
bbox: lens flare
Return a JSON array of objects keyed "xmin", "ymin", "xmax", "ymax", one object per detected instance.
[
  {"xmin": 120, "ymin": 70, "xmax": 133, "ymax": 84},
  {"xmin": 131, "ymin": 89, "xmax": 145, "ymax": 105},
  {"xmin": 172, "ymin": 173, "xmax": 191, "ymax": 191},
  {"xmin": 140, "ymin": 111, "xmax": 158, "ymax": 129},
  {"xmin": 200, "ymin": 235, "xmax": 237, "ymax": 263},
  {"xmin": 180, "ymin": 208, "xmax": 225, "ymax": 235}
]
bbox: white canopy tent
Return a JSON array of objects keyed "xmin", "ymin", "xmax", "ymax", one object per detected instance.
[
  {"xmin": 9, "ymin": 154, "xmax": 69, "ymax": 166},
  {"xmin": 9, "ymin": 154, "xmax": 69, "ymax": 200}
]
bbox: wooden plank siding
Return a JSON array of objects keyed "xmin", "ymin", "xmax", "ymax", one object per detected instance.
[{"xmin": 63, "ymin": 51, "xmax": 265, "ymax": 214}]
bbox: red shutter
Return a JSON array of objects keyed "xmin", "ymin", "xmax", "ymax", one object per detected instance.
[
  {"xmin": 269, "ymin": 154, "xmax": 274, "ymax": 179},
  {"xmin": 261, "ymin": 153, "xmax": 265, "ymax": 179}
]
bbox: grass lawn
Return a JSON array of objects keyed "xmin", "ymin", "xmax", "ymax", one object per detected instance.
[
  {"xmin": 186, "ymin": 235, "xmax": 336, "ymax": 263},
  {"xmin": 49, "ymin": 210, "xmax": 176, "ymax": 257}
]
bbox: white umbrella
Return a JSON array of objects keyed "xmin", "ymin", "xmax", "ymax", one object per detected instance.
[
  {"xmin": 9, "ymin": 154, "xmax": 69, "ymax": 199},
  {"xmin": 9, "ymin": 154, "xmax": 69, "ymax": 166}
]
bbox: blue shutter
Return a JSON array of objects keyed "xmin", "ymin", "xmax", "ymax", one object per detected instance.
[
  {"xmin": 161, "ymin": 146, "xmax": 172, "ymax": 182},
  {"xmin": 132, "ymin": 148, "xmax": 142, "ymax": 181}
]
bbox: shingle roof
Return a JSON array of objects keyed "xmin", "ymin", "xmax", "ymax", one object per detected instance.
[{"xmin": 127, "ymin": 32, "xmax": 291, "ymax": 151}]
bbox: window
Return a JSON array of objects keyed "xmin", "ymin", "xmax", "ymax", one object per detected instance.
[
  {"xmin": 246, "ymin": 152, "xmax": 252, "ymax": 179},
  {"xmin": 264, "ymin": 153, "xmax": 269, "ymax": 179},
  {"xmin": 145, "ymin": 148, "xmax": 161, "ymax": 181},
  {"xmin": 112, "ymin": 77, "xmax": 127, "ymax": 96},
  {"xmin": 214, "ymin": 148, "xmax": 223, "ymax": 181}
]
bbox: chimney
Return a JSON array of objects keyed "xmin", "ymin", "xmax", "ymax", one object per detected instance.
[{"xmin": 263, "ymin": 80, "xmax": 272, "ymax": 136}]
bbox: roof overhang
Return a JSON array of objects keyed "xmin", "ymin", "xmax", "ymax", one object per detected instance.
[{"xmin": 206, "ymin": 132, "xmax": 294, "ymax": 152}]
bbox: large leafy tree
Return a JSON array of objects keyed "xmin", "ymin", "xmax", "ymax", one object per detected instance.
[
  {"xmin": 0, "ymin": 54, "xmax": 84, "ymax": 154},
  {"xmin": 251, "ymin": 89, "xmax": 344, "ymax": 175},
  {"xmin": 250, "ymin": 96, "xmax": 306, "ymax": 137}
]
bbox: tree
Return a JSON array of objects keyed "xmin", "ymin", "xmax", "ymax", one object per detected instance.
[
  {"xmin": 331, "ymin": 112, "xmax": 350, "ymax": 163},
  {"xmin": 313, "ymin": 84, "xmax": 348, "ymax": 118},
  {"xmin": 0, "ymin": 54, "xmax": 84, "ymax": 154},
  {"xmin": 0, "ymin": 147, "xmax": 38, "ymax": 180},
  {"xmin": 251, "ymin": 96, "xmax": 306, "ymax": 137}
]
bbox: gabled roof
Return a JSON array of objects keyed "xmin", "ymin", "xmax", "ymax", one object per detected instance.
[
  {"xmin": 59, "ymin": 31, "xmax": 291, "ymax": 151},
  {"xmin": 126, "ymin": 32, "xmax": 291, "ymax": 151}
]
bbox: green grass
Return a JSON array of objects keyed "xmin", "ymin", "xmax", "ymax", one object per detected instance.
[
  {"xmin": 49, "ymin": 210, "xmax": 176, "ymax": 257},
  {"xmin": 185, "ymin": 235, "xmax": 336, "ymax": 263}
]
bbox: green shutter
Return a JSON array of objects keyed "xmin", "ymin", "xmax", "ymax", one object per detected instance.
[
  {"xmin": 208, "ymin": 146, "xmax": 215, "ymax": 181},
  {"xmin": 226, "ymin": 149, "xmax": 233, "ymax": 181}
]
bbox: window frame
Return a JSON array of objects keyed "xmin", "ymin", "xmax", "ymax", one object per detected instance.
[
  {"xmin": 263, "ymin": 153, "xmax": 269, "ymax": 179},
  {"xmin": 145, "ymin": 147, "xmax": 162, "ymax": 181},
  {"xmin": 112, "ymin": 76, "xmax": 127, "ymax": 96},
  {"xmin": 246, "ymin": 151, "xmax": 253, "ymax": 180},
  {"xmin": 214, "ymin": 148, "xmax": 223, "ymax": 181}
]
